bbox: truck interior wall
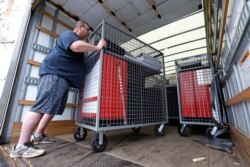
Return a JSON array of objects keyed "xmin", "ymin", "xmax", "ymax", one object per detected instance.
[
  {"xmin": 220, "ymin": 0, "xmax": 250, "ymax": 164},
  {"xmin": 2, "ymin": 2, "xmax": 79, "ymax": 143},
  {"xmin": 222, "ymin": 2, "xmax": 250, "ymax": 136},
  {"xmin": 16, "ymin": 3, "xmax": 78, "ymax": 122}
]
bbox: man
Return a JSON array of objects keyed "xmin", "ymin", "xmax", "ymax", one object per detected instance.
[{"xmin": 10, "ymin": 21, "xmax": 107, "ymax": 158}]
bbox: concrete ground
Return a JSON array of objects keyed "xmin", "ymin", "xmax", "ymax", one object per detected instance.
[{"xmin": 0, "ymin": 125, "xmax": 247, "ymax": 167}]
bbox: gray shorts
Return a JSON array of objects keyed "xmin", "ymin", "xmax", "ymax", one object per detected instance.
[{"xmin": 30, "ymin": 74, "xmax": 70, "ymax": 115}]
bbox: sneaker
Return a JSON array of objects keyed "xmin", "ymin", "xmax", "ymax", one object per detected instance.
[
  {"xmin": 30, "ymin": 133, "xmax": 56, "ymax": 144},
  {"xmin": 9, "ymin": 142, "xmax": 45, "ymax": 158}
]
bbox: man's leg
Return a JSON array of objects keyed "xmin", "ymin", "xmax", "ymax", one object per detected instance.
[
  {"xmin": 31, "ymin": 75, "xmax": 69, "ymax": 138},
  {"xmin": 18, "ymin": 111, "xmax": 43, "ymax": 144},
  {"xmin": 35, "ymin": 114, "xmax": 54, "ymax": 134},
  {"xmin": 10, "ymin": 111, "xmax": 46, "ymax": 158},
  {"xmin": 31, "ymin": 114, "xmax": 56, "ymax": 144}
]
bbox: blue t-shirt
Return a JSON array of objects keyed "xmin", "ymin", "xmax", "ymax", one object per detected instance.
[{"xmin": 39, "ymin": 31, "xmax": 85, "ymax": 89}]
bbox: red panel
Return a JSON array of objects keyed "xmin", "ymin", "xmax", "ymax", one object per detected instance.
[
  {"xmin": 195, "ymin": 85, "xmax": 211, "ymax": 117},
  {"xmin": 100, "ymin": 53, "xmax": 127, "ymax": 119},
  {"xmin": 179, "ymin": 71, "xmax": 196, "ymax": 117},
  {"xmin": 179, "ymin": 70, "xmax": 212, "ymax": 119},
  {"xmin": 193, "ymin": 72, "xmax": 211, "ymax": 118},
  {"xmin": 80, "ymin": 53, "xmax": 127, "ymax": 120}
]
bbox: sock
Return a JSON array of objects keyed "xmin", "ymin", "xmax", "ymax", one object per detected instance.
[
  {"xmin": 34, "ymin": 133, "xmax": 43, "ymax": 138},
  {"xmin": 15, "ymin": 144, "xmax": 23, "ymax": 148}
]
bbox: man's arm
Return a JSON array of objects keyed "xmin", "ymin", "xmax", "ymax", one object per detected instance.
[{"xmin": 70, "ymin": 39, "xmax": 107, "ymax": 52}]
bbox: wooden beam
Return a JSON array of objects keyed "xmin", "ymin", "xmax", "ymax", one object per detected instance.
[
  {"xmin": 231, "ymin": 126, "xmax": 250, "ymax": 166},
  {"xmin": 208, "ymin": 0, "xmax": 213, "ymax": 50},
  {"xmin": 40, "ymin": 10, "xmax": 74, "ymax": 30},
  {"xmin": 28, "ymin": 60, "xmax": 41, "ymax": 67},
  {"xmin": 36, "ymin": 25, "xmax": 59, "ymax": 38},
  {"xmin": 225, "ymin": 50, "xmax": 250, "ymax": 106},
  {"xmin": 11, "ymin": 120, "xmax": 77, "ymax": 142},
  {"xmin": 216, "ymin": 0, "xmax": 229, "ymax": 68},
  {"xmin": 203, "ymin": 0, "xmax": 212, "ymax": 54},
  {"xmin": 212, "ymin": 0, "xmax": 219, "ymax": 54},
  {"xmin": 240, "ymin": 50, "xmax": 250, "ymax": 66},
  {"xmin": 66, "ymin": 103, "xmax": 78, "ymax": 108},
  {"xmin": 209, "ymin": 5, "xmax": 213, "ymax": 42},
  {"xmin": 225, "ymin": 87, "xmax": 250, "ymax": 106},
  {"xmin": 18, "ymin": 100, "xmax": 77, "ymax": 108}
]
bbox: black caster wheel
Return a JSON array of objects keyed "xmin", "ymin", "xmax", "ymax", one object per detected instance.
[
  {"xmin": 205, "ymin": 127, "xmax": 214, "ymax": 140},
  {"xmin": 91, "ymin": 133, "xmax": 107, "ymax": 152},
  {"xmin": 178, "ymin": 124, "xmax": 191, "ymax": 137},
  {"xmin": 154, "ymin": 124, "xmax": 166, "ymax": 137},
  {"xmin": 73, "ymin": 127, "xmax": 87, "ymax": 141},
  {"xmin": 132, "ymin": 127, "xmax": 141, "ymax": 133}
]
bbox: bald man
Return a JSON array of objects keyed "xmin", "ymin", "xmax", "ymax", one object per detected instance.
[{"xmin": 10, "ymin": 21, "xmax": 107, "ymax": 158}]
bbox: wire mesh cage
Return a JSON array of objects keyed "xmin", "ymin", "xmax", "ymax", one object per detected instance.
[
  {"xmin": 175, "ymin": 54, "xmax": 215, "ymax": 136},
  {"xmin": 74, "ymin": 21, "xmax": 168, "ymax": 152}
]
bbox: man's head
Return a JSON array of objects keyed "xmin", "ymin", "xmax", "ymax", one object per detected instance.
[{"xmin": 74, "ymin": 20, "xmax": 91, "ymax": 40}]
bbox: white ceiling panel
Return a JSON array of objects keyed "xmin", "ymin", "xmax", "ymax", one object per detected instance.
[
  {"xmin": 83, "ymin": 0, "xmax": 98, "ymax": 6},
  {"xmin": 79, "ymin": 13, "xmax": 98, "ymax": 28},
  {"xmin": 129, "ymin": 10, "xmax": 155, "ymax": 28},
  {"xmin": 158, "ymin": 0, "xmax": 195, "ymax": 15},
  {"xmin": 105, "ymin": 16, "xmax": 125, "ymax": 30},
  {"xmin": 58, "ymin": 11, "xmax": 76, "ymax": 27},
  {"xmin": 48, "ymin": 0, "xmax": 206, "ymax": 80},
  {"xmin": 79, "ymin": 3, "xmax": 110, "ymax": 28},
  {"xmin": 132, "ymin": 18, "xmax": 165, "ymax": 38},
  {"xmin": 132, "ymin": 0, "xmax": 202, "ymax": 36},
  {"xmin": 131, "ymin": 0, "xmax": 150, "ymax": 15},
  {"xmin": 63, "ymin": 0, "xmax": 92, "ymax": 17},
  {"xmin": 50, "ymin": 0, "xmax": 67, "ymax": 6},
  {"xmin": 106, "ymin": 0, "xmax": 132, "ymax": 11},
  {"xmin": 116, "ymin": 5, "xmax": 138, "ymax": 22},
  {"xmin": 138, "ymin": 12, "xmax": 205, "ymax": 44},
  {"xmin": 83, "ymin": 3, "xmax": 110, "ymax": 20},
  {"xmin": 50, "ymin": 0, "xmax": 202, "ymax": 37},
  {"xmin": 166, "ymin": 40, "xmax": 207, "ymax": 55},
  {"xmin": 163, "ymin": 48, "xmax": 207, "ymax": 62},
  {"xmin": 150, "ymin": 28, "xmax": 206, "ymax": 50}
]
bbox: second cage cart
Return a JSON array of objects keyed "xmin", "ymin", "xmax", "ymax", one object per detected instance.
[
  {"xmin": 74, "ymin": 21, "xmax": 168, "ymax": 152},
  {"xmin": 175, "ymin": 54, "xmax": 218, "ymax": 137}
]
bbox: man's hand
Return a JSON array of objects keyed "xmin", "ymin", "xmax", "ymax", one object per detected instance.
[
  {"xmin": 97, "ymin": 39, "xmax": 107, "ymax": 50},
  {"xmin": 70, "ymin": 39, "xmax": 107, "ymax": 52}
]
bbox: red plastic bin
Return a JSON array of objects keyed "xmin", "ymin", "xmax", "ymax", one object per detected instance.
[
  {"xmin": 80, "ymin": 53, "xmax": 127, "ymax": 120},
  {"xmin": 179, "ymin": 70, "xmax": 211, "ymax": 118}
]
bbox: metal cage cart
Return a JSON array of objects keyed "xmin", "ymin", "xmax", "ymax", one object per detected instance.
[
  {"xmin": 74, "ymin": 21, "xmax": 168, "ymax": 152},
  {"xmin": 175, "ymin": 54, "xmax": 216, "ymax": 137}
]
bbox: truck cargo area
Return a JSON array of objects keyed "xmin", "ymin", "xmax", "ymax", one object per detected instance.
[
  {"xmin": 0, "ymin": 0, "xmax": 250, "ymax": 166},
  {"xmin": 0, "ymin": 126, "xmax": 247, "ymax": 167}
]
